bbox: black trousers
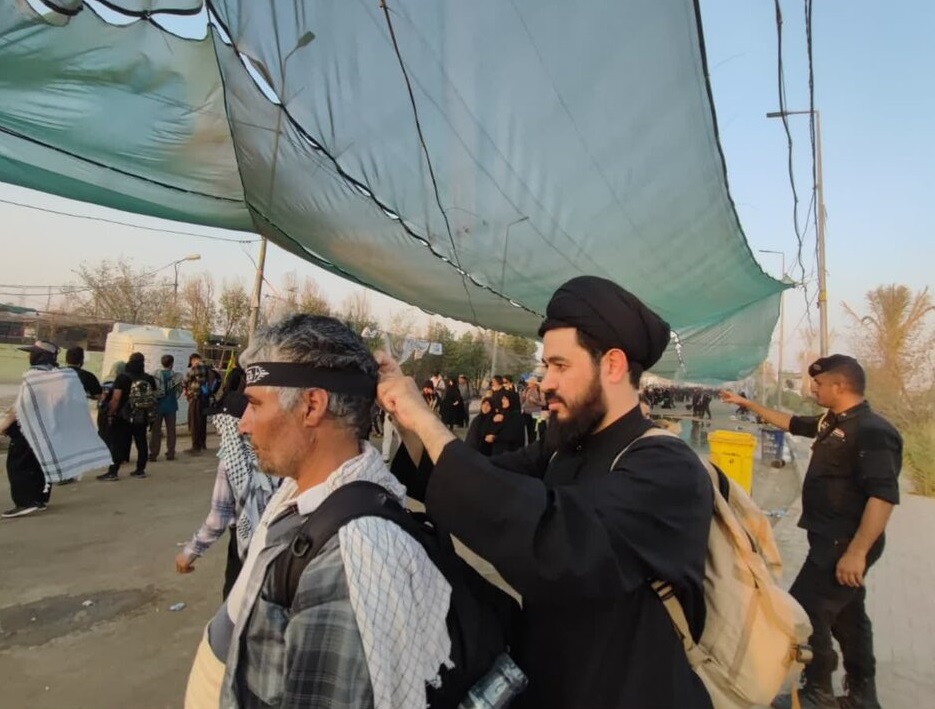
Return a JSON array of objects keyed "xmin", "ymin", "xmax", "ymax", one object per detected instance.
[
  {"xmin": 107, "ymin": 419, "xmax": 149, "ymax": 474},
  {"xmin": 188, "ymin": 397, "xmax": 207, "ymax": 450},
  {"xmin": 7, "ymin": 434, "xmax": 50, "ymax": 507},
  {"xmin": 523, "ymin": 413, "xmax": 537, "ymax": 444},
  {"xmin": 791, "ymin": 532, "xmax": 884, "ymax": 686},
  {"xmin": 222, "ymin": 529, "xmax": 244, "ymax": 600}
]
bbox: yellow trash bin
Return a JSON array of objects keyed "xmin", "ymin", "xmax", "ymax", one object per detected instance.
[{"xmin": 708, "ymin": 430, "xmax": 758, "ymax": 494}]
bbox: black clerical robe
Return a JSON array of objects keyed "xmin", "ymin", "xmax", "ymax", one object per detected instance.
[{"xmin": 395, "ymin": 405, "xmax": 713, "ymax": 709}]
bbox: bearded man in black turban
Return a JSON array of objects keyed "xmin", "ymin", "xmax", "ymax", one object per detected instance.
[{"xmin": 379, "ymin": 276, "xmax": 714, "ymax": 709}]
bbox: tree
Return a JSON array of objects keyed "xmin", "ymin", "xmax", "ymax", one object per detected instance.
[
  {"xmin": 298, "ymin": 278, "xmax": 331, "ymax": 316},
  {"xmin": 844, "ymin": 285, "xmax": 935, "ymax": 397},
  {"xmin": 69, "ymin": 258, "xmax": 173, "ymax": 325},
  {"xmin": 499, "ymin": 334, "xmax": 539, "ymax": 376},
  {"xmin": 450, "ymin": 330, "xmax": 491, "ymax": 395},
  {"xmin": 218, "ymin": 279, "xmax": 250, "ymax": 342},
  {"xmin": 845, "ymin": 284, "xmax": 935, "ymax": 495},
  {"xmin": 382, "ymin": 309, "xmax": 419, "ymax": 358},
  {"xmin": 407, "ymin": 320, "xmax": 457, "ymax": 383},
  {"xmin": 179, "ymin": 273, "xmax": 216, "ymax": 347},
  {"xmin": 340, "ymin": 290, "xmax": 379, "ymax": 337}
]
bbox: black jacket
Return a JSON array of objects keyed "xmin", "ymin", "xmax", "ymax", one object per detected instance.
[{"xmin": 394, "ymin": 406, "xmax": 713, "ymax": 709}]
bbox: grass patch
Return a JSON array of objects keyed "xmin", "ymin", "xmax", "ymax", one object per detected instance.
[{"xmin": 0, "ymin": 344, "xmax": 104, "ymax": 384}]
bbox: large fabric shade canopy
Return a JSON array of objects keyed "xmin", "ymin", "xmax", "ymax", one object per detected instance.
[{"xmin": 0, "ymin": 0, "xmax": 786, "ymax": 381}]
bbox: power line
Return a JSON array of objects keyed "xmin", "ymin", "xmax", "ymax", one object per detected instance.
[
  {"xmin": 772, "ymin": 0, "xmax": 818, "ymax": 326},
  {"xmin": 0, "ymin": 196, "xmax": 260, "ymax": 243},
  {"xmin": 804, "ymin": 0, "xmax": 820, "ymax": 326}
]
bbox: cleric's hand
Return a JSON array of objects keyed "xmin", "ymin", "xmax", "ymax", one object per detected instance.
[{"xmin": 375, "ymin": 351, "xmax": 437, "ymax": 433}]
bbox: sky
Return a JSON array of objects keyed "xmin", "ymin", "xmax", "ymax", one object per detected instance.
[{"xmin": 1, "ymin": 0, "xmax": 932, "ymax": 371}]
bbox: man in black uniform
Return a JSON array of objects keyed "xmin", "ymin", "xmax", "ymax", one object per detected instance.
[
  {"xmin": 722, "ymin": 355, "xmax": 900, "ymax": 709},
  {"xmin": 65, "ymin": 346, "xmax": 102, "ymax": 400},
  {"xmin": 381, "ymin": 276, "xmax": 713, "ymax": 709}
]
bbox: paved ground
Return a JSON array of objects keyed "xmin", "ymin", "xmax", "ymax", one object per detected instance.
[{"xmin": 0, "ymin": 400, "xmax": 926, "ymax": 708}]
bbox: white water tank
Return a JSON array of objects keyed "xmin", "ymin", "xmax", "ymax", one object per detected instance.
[{"xmin": 100, "ymin": 324, "xmax": 198, "ymax": 421}]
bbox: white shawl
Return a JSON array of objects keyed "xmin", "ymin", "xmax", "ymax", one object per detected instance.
[
  {"xmin": 331, "ymin": 444, "xmax": 454, "ymax": 709},
  {"xmin": 14, "ymin": 367, "xmax": 113, "ymax": 483}
]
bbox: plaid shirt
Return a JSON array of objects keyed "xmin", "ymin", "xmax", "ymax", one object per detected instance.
[
  {"xmin": 185, "ymin": 462, "xmax": 237, "ymax": 558},
  {"xmin": 222, "ymin": 512, "xmax": 374, "ymax": 709},
  {"xmin": 183, "ymin": 362, "xmax": 208, "ymax": 400}
]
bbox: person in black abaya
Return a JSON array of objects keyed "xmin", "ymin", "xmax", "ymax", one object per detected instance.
[
  {"xmin": 379, "ymin": 275, "xmax": 713, "ymax": 709},
  {"xmin": 490, "ymin": 392, "xmax": 525, "ymax": 455},
  {"xmin": 439, "ymin": 377, "xmax": 464, "ymax": 430},
  {"xmin": 465, "ymin": 396, "xmax": 495, "ymax": 456}
]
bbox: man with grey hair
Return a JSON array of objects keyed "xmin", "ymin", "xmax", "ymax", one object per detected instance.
[{"xmin": 185, "ymin": 314, "xmax": 453, "ymax": 709}]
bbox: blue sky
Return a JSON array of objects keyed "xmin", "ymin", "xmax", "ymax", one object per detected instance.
[
  {"xmin": 700, "ymin": 0, "xmax": 934, "ymax": 362},
  {"xmin": 1, "ymin": 0, "xmax": 932, "ymax": 367}
]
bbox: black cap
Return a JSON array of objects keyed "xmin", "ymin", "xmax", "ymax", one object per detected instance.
[
  {"xmin": 17, "ymin": 340, "xmax": 59, "ymax": 356},
  {"xmin": 538, "ymin": 276, "xmax": 671, "ymax": 369},
  {"xmin": 808, "ymin": 354, "xmax": 862, "ymax": 378},
  {"xmin": 206, "ymin": 391, "xmax": 248, "ymax": 419}
]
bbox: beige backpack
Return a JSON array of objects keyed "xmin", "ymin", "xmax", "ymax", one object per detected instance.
[{"xmin": 613, "ymin": 428, "xmax": 813, "ymax": 709}]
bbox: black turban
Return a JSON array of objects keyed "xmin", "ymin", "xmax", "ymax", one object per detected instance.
[{"xmin": 538, "ymin": 276, "xmax": 671, "ymax": 370}]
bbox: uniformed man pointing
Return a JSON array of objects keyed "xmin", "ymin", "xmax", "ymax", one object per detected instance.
[{"xmin": 722, "ymin": 355, "xmax": 901, "ymax": 709}]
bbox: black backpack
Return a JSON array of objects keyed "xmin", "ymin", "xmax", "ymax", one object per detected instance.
[
  {"xmin": 268, "ymin": 481, "xmax": 521, "ymax": 709},
  {"xmin": 123, "ymin": 375, "xmax": 157, "ymax": 425}
]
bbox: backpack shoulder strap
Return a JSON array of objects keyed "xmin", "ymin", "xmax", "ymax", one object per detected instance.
[
  {"xmin": 610, "ymin": 426, "xmax": 730, "ymax": 499},
  {"xmin": 608, "ymin": 426, "xmax": 724, "ymax": 667},
  {"xmin": 609, "ymin": 426, "xmax": 678, "ymax": 470},
  {"xmin": 271, "ymin": 481, "xmax": 422, "ymax": 608},
  {"xmin": 650, "ymin": 579, "xmax": 707, "ymax": 668}
]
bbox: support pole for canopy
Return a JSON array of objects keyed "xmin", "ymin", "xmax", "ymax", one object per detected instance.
[{"xmin": 248, "ymin": 236, "xmax": 268, "ymax": 339}]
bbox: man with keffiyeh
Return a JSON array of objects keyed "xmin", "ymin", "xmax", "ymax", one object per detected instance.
[
  {"xmin": 175, "ymin": 391, "xmax": 280, "ymax": 598},
  {"xmin": 184, "ymin": 314, "xmax": 453, "ymax": 709},
  {"xmin": 1, "ymin": 340, "xmax": 112, "ymax": 518}
]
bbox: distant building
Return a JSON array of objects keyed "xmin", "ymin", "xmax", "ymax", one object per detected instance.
[{"xmin": 0, "ymin": 304, "xmax": 114, "ymax": 351}]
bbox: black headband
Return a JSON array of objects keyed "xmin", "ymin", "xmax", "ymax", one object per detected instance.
[{"xmin": 244, "ymin": 363, "xmax": 376, "ymax": 398}]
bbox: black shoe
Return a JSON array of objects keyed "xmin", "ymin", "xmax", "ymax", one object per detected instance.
[
  {"xmin": 96, "ymin": 471, "xmax": 119, "ymax": 482},
  {"xmin": 1, "ymin": 504, "xmax": 41, "ymax": 518},
  {"xmin": 56, "ymin": 479, "xmax": 77, "ymax": 486},
  {"xmin": 166, "ymin": 453, "xmax": 175, "ymax": 461},
  {"xmin": 130, "ymin": 470, "xmax": 148, "ymax": 479},
  {"xmin": 149, "ymin": 455, "xmax": 158, "ymax": 463},
  {"xmin": 838, "ymin": 676, "xmax": 882, "ymax": 709},
  {"xmin": 772, "ymin": 684, "xmax": 838, "ymax": 709}
]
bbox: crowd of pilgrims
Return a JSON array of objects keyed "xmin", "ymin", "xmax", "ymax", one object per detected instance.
[{"xmin": 373, "ymin": 372, "xmax": 547, "ymax": 455}]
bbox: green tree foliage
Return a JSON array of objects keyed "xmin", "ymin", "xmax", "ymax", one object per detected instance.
[
  {"xmin": 218, "ymin": 279, "xmax": 250, "ymax": 342},
  {"xmin": 845, "ymin": 284, "xmax": 935, "ymax": 495},
  {"xmin": 499, "ymin": 333, "xmax": 538, "ymax": 375}
]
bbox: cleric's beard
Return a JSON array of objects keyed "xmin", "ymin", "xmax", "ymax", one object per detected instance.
[{"xmin": 543, "ymin": 372, "xmax": 606, "ymax": 452}]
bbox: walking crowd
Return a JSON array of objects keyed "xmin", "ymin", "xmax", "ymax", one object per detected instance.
[
  {"xmin": 1, "ymin": 276, "xmax": 902, "ymax": 709},
  {"xmin": 1, "ymin": 344, "xmax": 239, "ymax": 515}
]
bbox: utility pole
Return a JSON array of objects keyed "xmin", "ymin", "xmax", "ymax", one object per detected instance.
[
  {"xmin": 246, "ymin": 32, "xmax": 314, "ymax": 343},
  {"xmin": 814, "ymin": 111, "xmax": 829, "ymax": 356},
  {"xmin": 247, "ymin": 236, "xmax": 268, "ymax": 339},
  {"xmin": 766, "ymin": 109, "xmax": 829, "ymax": 356}
]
